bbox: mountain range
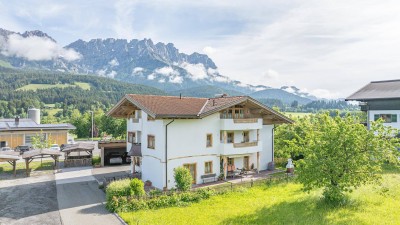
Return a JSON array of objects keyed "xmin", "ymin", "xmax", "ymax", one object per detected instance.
[{"xmin": 0, "ymin": 27, "xmax": 317, "ymax": 104}]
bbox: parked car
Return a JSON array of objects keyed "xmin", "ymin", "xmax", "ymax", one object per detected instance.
[
  {"xmin": 67, "ymin": 139, "xmax": 76, "ymax": 144},
  {"xmin": 108, "ymin": 152, "xmax": 123, "ymax": 164},
  {"xmin": 0, "ymin": 147, "xmax": 12, "ymax": 152},
  {"xmin": 15, "ymin": 145, "xmax": 31, "ymax": 154},
  {"xmin": 50, "ymin": 144, "xmax": 61, "ymax": 151}
]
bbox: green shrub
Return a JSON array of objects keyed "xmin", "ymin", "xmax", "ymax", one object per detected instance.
[
  {"xmin": 130, "ymin": 178, "xmax": 145, "ymax": 197},
  {"xmin": 174, "ymin": 167, "xmax": 192, "ymax": 191},
  {"xmin": 92, "ymin": 155, "xmax": 101, "ymax": 165},
  {"xmin": 148, "ymin": 189, "xmax": 163, "ymax": 197},
  {"xmin": 105, "ymin": 179, "xmax": 131, "ymax": 206}
]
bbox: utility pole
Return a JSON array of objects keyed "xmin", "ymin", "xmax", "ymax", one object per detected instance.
[{"xmin": 89, "ymin": 111, "xmax": 94, "ymax": 141}]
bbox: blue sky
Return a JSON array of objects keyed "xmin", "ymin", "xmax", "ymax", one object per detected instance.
[{"xmin": 1, "ymin": 0, "xmax": 400, "ymax": 98}]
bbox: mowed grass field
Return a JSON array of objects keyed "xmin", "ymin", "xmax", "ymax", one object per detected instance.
[
  {"xmin": 120, "ymin": 168, "xmax": 400, "ymax": 225},
  {"xmin": 16, "ymin": 82, "xmax": 91, "ymax": 91}
]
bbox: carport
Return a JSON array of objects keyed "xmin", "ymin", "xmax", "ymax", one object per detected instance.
[
  {"xmin": 98, "ymin": 140, "xmax": 127, "ymax": 167},
  {"xmin": 22, "ymin": 149, "xmax": 61, "ymax": 176},
  {"xmin": 0, "ymin": 151, "xmax": 20, "ymax": 177},
  {"xmin": 62, "ymin": 143, "xmax": 95, "ymax": 167}
]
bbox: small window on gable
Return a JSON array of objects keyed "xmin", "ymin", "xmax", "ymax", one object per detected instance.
[
  {"xmin": 206, "ymin": 134, "xmax": 212, "ymax": 147},
  {"xmin": 148, "ymin": 135, "xmax": 155, "ymax": 149}
]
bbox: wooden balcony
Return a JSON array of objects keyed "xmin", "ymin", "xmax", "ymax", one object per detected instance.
[
  {"xmin": 233, "ymin": 118, "xmax": 258, "ymax": 123},
  {"xmin": 233, "ymin": 141, "xmax": 258, "ymax": 148}
]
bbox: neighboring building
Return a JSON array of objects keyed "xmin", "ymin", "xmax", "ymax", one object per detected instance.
[
  {"xmin": 0, "ymin": 108, "xmax": 75, "ymax": 148},
  {"xmin": 346, "ymin": 79, "xmax": 400, "ymax": 130},
  {"xmin": 108, "ymin": 94, "xmax": 292, "ymax": 190}
]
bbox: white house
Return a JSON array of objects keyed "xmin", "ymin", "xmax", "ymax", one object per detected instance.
[
  {"xmin": 107, "ymin": 94, "xmax": 292, "ymax": 190},
  {"xmin": 346, "ymin": 79, "xmax": 400, "ymax": 130}
]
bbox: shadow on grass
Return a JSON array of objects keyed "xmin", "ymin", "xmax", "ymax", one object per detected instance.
[{"xmin": 220, "ymin": 196, "xmax": 366, "ymax": 225}]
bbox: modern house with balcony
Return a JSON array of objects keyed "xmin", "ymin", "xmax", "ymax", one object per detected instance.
[
  {"xmin": 108, "ymin": 94, "xmax": 292, "ymax": 189},
  {"xmin": 346, "ymin": 79, "xmax": 400, "ymax": 130}
]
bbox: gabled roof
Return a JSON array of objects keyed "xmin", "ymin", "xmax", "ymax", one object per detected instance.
[
  {"xmin": 107, "ymin": 94, "xmax": 293, "ymax": 124},
  {"xmin": 0, "ymin": 118, "xmax": 75, "ymax": 131},
  {"xmin": 346, "ymin": 79, "xmax": 400, "ymax": 101}
]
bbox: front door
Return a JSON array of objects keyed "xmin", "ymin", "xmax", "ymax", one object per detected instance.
[
  {"xmin": 183, "ymin": 163, "xmax": 197, "ymax": 184},
  {"xmin": 243, "ymin": 156, "xmax": 249, "ymax": 170}
]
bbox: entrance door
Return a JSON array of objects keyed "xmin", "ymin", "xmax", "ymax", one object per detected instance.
[
  {"xmin": 183, "ymin": 163, "xmax": 197, "ymax": 184},
  {"xmin": 243, "ymin": 156, "xmax": 249, "ymax": 170}
]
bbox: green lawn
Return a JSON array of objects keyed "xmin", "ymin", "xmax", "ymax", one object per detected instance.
[
  {"xmin": 120, "ymin": 170, "xmax": 400, "ymax": 225},
  {"xmin": 0, "ymin": 160, "xmax": 57, "ymax": 176},
  {"xmin": 16, "ymin": 82, "xmax": 91, "ymax": 91}
]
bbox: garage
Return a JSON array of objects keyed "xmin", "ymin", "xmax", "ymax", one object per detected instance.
[{"xmin": 98, "ymin": 140, "xmax": 130, "ymax": 167}]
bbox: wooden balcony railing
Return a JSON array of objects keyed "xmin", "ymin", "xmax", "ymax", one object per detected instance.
[
  {"xmin": 233, "ymin": 118, "xmax": 258, "ymax": 123},
  {"xmin": 233, "ymin": 141, "xmax": 258, "ymax": 148}
]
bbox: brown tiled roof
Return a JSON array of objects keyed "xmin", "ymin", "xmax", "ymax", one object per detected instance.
[
  {"xmin": 346, "ymin": 79, "xmax": 400, "ymax": 100},
  {"xmin": 107, "ymin": 94, "xmax": 293, "ymax": 123},
  {"xmin": 127, "ymin": 94, "xmax": 208, "ymax": 117}
]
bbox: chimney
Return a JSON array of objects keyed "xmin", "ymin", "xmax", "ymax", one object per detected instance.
[
  {"xmin": 212, "ymin": 100, "xmax": 215, "ymax": 106},
  {"xmin": 179, "ymin": 93, "xmax": 182, "ymax": 99},
  {"xmin": 15, "ymin": 116, "xmax": 19, "ymax": 126}
]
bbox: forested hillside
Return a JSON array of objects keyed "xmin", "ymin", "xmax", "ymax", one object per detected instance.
[{"xmin": 0, "ymin": 67, "xmax": 165, "ymax": 118}]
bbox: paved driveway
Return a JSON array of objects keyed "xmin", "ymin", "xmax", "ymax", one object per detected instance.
[
  {"xmin": 55, "ymin": 167, "xmax": 123, "ymax": 225},
  {"xmin": 0, "ymin": 174, "xmax": 61, "ymax": 225}
]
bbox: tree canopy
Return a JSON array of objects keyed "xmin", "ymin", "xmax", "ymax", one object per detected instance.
[{"xmin": 275, "ymin": 113, "xmax": 400, "ymax": 204}]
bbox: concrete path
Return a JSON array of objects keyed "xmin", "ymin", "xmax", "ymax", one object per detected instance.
[{"xmin": 55, "ymin": 167, "xmax": 123, "ymax": 225}]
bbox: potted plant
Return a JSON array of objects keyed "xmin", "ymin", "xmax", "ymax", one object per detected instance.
[{"xmin": 145, "ymin": 180, "xmax": 152, "ymax": 187}]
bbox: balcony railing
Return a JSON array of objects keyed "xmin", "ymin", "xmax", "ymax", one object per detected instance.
[
  {"xmin": 233, "ymin": 141, "xmax": 258, "ymax": 148},
  {"xmin": 233, "ymin": 118, "xmax": 258, "ymax": 123}
]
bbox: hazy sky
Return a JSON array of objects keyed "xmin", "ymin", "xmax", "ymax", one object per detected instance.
[{"xmin": 1, "ymin": 0, "xmax": 400, "ymax": 98}]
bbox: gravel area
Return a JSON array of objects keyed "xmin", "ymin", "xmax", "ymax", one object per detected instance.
[{"xmin": 0, "ymin": 174, "xmax": 62, "ymax": 225}]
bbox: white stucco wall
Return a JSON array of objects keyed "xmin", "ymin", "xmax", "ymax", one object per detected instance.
[
  {"xmin": 368, "ymin": 110, "xmax": 400, "ymax": 130},
  {"xmin": 259, "ymin": 125, "xmax": 274, "ymax": 171},
  {"xmin": 125, "ymin": 110, "xmax": 275, "ymax": 189}
]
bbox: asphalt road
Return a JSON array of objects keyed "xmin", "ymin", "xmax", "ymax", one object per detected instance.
[
  {"xmin": 0, "ymin": 174, "xmax": 62, "ymax": 225},
  {"xmin": 55, "ymin": 167, "xmax": 123, "ymax": 225}
]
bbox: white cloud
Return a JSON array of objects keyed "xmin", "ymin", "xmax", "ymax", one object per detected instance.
[
  {"xmin": 147, "ymin": 73, "xmax": 155, "ymax": 80},
  {"xmin": 0, "ymin": 34, "xmax": 80, "ymax": 61},
  {"xmin": 211, "ymin": 75, "xmax": 230, "ymax": 83},
  {"xmin": 97, "ymin": 69, "xmax": 106, "ymax": 76},
  {"xmin": 309, "ymin": 89, "xmax": 340, "ymax": 99},
  {"xmin": 203, "ymin": 46, "xmax": 216, "ymax": 55},
  {"xmin": 108, "ymin": 58, "xmax": 119, "ymax": 67},
  {"xmin": 158, "ymin": 78, "xmax": 165, "ymax": 83},
  {"xmin": 169, "ymin": 75, "xmax": 183, "ymax": 84},
  {"xmin": 180, "ymin": 62, "xmax": 208, "ymax": 80},
  {"xmin": 132, "ymin": 67, "xmax": 144, "ymax": 75},
  {"xmin": 155, "ymin": 66, "xmax": 180, "ymax": 76},
  {"xmin": 108, "ymin": 70, "xmax": 117, "ymax": 78},
  {"xmin": 113, "ymin": 0, "xmax": 137, "ymax": 39}
]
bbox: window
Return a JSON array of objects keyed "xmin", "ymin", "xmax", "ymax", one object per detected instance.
[
  {"xmin": 374, "ymin": 114, "xmax": 398, "ymax": 123},
  {"xmin": 205, "ymin": 161, "xmax": 213, "ymax": 174},
  {"xmin": 128, "ymin": 132, "xmax": 135, "ymax": 143},
  {"xmin": 227, "ymin": 158, "xmax": 234, "ymax": 166},
  {"xmin": 206, "ymin": 134, "xmax": 213, "ymax": 147},
  {"xmin": 147, "ymin": 135, "xmax": 155, "ymax": 149},
  {"xmin": 227, "ymin": 132, "xmax": 234, "ymax": 143},
  {"xmin": 243, "ymin": 131, "xmax": 249, "ymax": 143}
]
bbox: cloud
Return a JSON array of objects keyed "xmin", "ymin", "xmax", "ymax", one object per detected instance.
[
  {"xmin": 155, "ymin": 66, "xmax": 180, "ymax": 76},
  {"xmin": 147, "ymin": 73, "xmax": 155, "ymax": 80},
  {"xmin": 108, "ymin": 58, "xmax": 119, "ymax": 67},
  {"xmin": 203, "ymin": 46, "xmax": 216, "ymax": 55},
  {"xmin": 308, "ymin": 89, "xmax": 340, "ymax": 99},
  {"xmin": 113, "ymin": 0, "xmax": 137, "ymax": 39},
  {"xmin": 158, "ymin": 78, "xmax": 165, "ymax": 83},
  {"xmin": 180, "ymin": 62, "xmax": 208, "ymax": 80},
  {"xmin": 154, "ymin": 66, "xmax": 183, "ymax": 84},
  {"xmin": 0, "ymin": 33, "xmax": 80, "ymax": 61},
  {"xmin": 108, "ymin": 70, "xmax": 117, "ymax": 78}
]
